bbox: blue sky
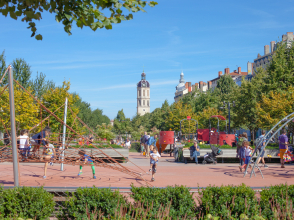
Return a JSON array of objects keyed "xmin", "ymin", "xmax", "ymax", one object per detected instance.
[{"xmin": 1, "ymin": 0, "xmax": 294, "ymax": 119}]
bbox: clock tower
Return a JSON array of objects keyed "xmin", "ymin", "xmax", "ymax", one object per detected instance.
[{"xmin": 137, "ymin": 71, "xmax": 150, "ymax": 116}]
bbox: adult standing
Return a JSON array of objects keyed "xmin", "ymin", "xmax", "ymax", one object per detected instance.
[
  {"xmin": 278, "ymin": 129, "xmax": 288, "ymax": 168},
  {"xmin": 125, "ymin": 139, "xmax": 131, "ymax": 149},
  {"xmin": 256, "ymin": 130, "xmax": 268, "ymax": 168},
  {"xmin": 143, "ymin": 131, "xmax": 149, "ymax": 157},
  {"xmin": 140, "ymin": 134, "xmax": 145, "ymax": 155},
  {"xmin": 236, "ymin": 134, "xmax": 244, "ymax": 165},
  {"xmin": 89, "ymin": 135, "xmax": 94, "ymax": 145},
  {"xmin": 31, "ymin": 126, "xmax": 51, "ymax": 157},
  {"xmin": 146, "ymin": 134, "xmax": 157, "ymax": 157}
]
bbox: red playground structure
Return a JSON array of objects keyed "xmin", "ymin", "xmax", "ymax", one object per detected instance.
[{"xmin": 197, "ymin": 115, "xmax": 236, "ymax": 147}]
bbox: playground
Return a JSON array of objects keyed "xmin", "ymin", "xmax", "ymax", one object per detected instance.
[
  {"xmin": 1, "ymin": 152, "xmax": 294, "ymax": 188},
  {"xmin": 1, "ymin": 65, "xmax": 294, "ymax": 188}
]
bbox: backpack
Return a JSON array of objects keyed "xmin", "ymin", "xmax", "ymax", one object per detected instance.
[{"xmin": 238, "ymin": 137, "xmax": 244, "ymax": 146}]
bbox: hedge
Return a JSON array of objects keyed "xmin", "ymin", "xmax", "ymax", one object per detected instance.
[
  {"xmin": 58, "ymin": 187, "xmax": 128, "ymax": 219},
  {"xmin": 0, "ymin": 186, "xmax": 55, "ymax": 220},
  {"xmin": 1, "ymin": 184, "xmax": 294, "ymax": 219}
]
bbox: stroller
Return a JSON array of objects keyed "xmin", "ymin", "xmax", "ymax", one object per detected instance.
[{"xmin": 202, "ymin": 145, "xmax": 223, "ymax": 164}]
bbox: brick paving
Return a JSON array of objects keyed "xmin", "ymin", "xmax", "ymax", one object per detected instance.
[{"xmin": 1, "ymin": 153, "xmax": 294, "ymax": 187}]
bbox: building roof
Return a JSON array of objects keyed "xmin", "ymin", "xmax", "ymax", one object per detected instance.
[
  {"xmin": 211, "ymin": 71, "xmax": 248, "ymax": 82},
  {"xmin": 137, "ymin": 80, "xmax": 150, "ymax": 88}
]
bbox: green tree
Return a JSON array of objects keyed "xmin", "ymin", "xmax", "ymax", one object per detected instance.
[
  {"xmin": 30, "ymin": 72, "xmax": 56, "ymax": 98},
  {"xmin": 197, "ymin": 107, "xmax": 224, "ymax": 130},
  {"xmin": 257, "ymin": 86, "xmax": 294, "ymax": 129},
  {"xmin": 0, "ymin": 0, "xmax": 157, "ymax": 40},
  {"xmin": 215, "ymin": 74, "xmax": 238, "ymax": 102},
  {"xmin": 11, "ymin": 58, "xmax": 32, "ymax": 88},
  {"xmin": 96, "ymin": 123, "xmax": 115, "ymax": 140},
  {"xmin": 193, "ymin": 89, "xmax": 220, "ymax": 113},
  {"xmin": 233, "ymin": 70, "xmax": 266, "ymax": 141},
  {"xmin": 166, "ymin": 101, "xmax": 197, "ymax": 133},
  {"xmin": 263, "ymin": 42, "xmax": 294, "ymax": 93},
  {"xmin": 113, "ymin": 109, "xmax": 133, "ymax": 135},
  {"xmin": 0, "ymin": 50, "xmax": 6, "ymax": 77}
]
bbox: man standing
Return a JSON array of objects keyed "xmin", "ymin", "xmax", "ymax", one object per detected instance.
[
  {"xmin": 147, "ymin": 134, "xmax": 157, "ymax": 157},
  {"xmin": 257, "ymin": 130, "xmax": 268, "ymax": 168},
  {"xmin": 278, "ymin": 129, "xmax": 288, "ymax": 168},
  {"xmin": 143, "ymin": 131, "xmax": 149, "ymax": 157},
  {"xmin": 31, "ymin": 126, "xmax": 51, "ymax": 156}
]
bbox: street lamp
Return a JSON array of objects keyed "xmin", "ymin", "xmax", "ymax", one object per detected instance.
[{"xmin": 219, "ymin": 101, "xmax": 235, "ymax": 134}]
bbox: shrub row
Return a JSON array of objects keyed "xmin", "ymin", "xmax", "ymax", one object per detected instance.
[{"xmin": 1, "ymin": 184, "xmax": 294, "ymax": 219}]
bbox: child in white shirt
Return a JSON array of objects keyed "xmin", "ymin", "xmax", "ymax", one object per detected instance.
[
  {"xmin": 150, "ymin": 148, "xmax": 161, "ymax": 181},
  {"xmin": 18, "ymin": 129, "xmax": 30, "ymax": 160}
]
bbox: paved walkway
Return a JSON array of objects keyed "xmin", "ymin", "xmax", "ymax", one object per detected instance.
[{"xmin": 1, "ymin": 153, "xmax": 293, "ymax": 187}]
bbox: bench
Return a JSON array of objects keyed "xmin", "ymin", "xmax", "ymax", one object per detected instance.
[{"xmin": 181, "ymin": 148, "xmax": 280, "ymax": 164}]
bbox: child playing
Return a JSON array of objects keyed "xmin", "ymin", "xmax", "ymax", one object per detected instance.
[
  {"xmin": 43, "ymin": 140, "xmax": 55, "ymax": 179},
  {"xmin": 239, "ymin": 141, "xmax": 253, "ymax": 174},
  {"xmin": 78, "ymin": 150, "xmax": 96, "ymax": 179},
  {"xmin": 148, "ymin": 145, "xmax": 154, "ymax": 172},
  {"xmin": 150, "ymin": 148, "xmax": 161, "ymax": 181},
  {"xmin": 18, "ymin": 129, "xmax": 30, "ymax": 161}
]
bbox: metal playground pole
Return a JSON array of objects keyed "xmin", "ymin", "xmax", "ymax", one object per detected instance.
[
  {"xmin": 8, "ymin": 66, "xmax": 19, "ymax": 186},
  {"xmin": 60, "ymin": 97, "xmax": 68, "ymax": 171}
]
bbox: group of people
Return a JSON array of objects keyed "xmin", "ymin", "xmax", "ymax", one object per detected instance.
[
  {"xmin": 236, "ymin": 129, "xmax": 291, "ymax": 174},
  {"xmin": 139, "ymin": 132, "xmax": 160, "ymax": 181},
  {"xmin": 13, "ymin": 127, "xmax": 97, "ymax": 179},
  {"xmin": 140, "ymin": 132, "xmax": 157, "ymax": 157},
  {"xmin": 78, "ymin": 135, "xmax": 94, "ymax": 146}
]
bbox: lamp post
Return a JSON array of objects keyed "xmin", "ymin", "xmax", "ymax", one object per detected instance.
[{"xmin": 219, "ymin": 101, "xmax": 235, "ymax": 134}]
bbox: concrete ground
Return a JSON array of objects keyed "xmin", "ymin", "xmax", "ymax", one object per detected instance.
[{"xmin": 1, "ymin": 152, "xmax": 294, "ymax": 188}]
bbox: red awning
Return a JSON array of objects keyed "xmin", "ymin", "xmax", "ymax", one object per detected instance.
[{"xmin": 210, "ymin": 115, "xmax": 226, "ymax": 121}]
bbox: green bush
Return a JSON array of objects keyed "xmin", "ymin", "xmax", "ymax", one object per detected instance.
[
  {"xmin": 260, "ymin": 184, "xmax": 294, "ymax": 219},
  {"xmin": 0, "ymin": 186, "xmax": 55, "ymax": 220},
  {"xmin": 58, "ymin": 187, "xmax": 128, "ymax": 219},
  {"xmin": 198, "ymin": 184, "xmax": 259, "ymax": 219},
  {"xmin": 130, "ymin": 143, "xmax": 140, "ymax": 152},
  {"xmin": 0, "ymin": 141, "xmax": 4, "ymax": 146},
  {"xmin": 130, "ymin": 185, "xmax": 196, "ymax": 219}
]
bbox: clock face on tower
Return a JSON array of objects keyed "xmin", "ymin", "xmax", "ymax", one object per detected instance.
[{"xmin": 142, "ymin": 82, "xmax": 146, "ymax": 87}]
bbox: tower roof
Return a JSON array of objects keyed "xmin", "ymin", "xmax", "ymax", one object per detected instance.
[
  {"xmin": 137, "ymin": 71, "xmax": 150, "ymax": 87},
  {"xmin": 176, "ymin": 71, "xmax": 185, "ymax": 92}
]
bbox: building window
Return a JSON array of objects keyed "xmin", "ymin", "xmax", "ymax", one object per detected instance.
[
  {"xmin": 143, "ymin": 90, "xmax": 145, "ymax": 96},
  {"xmin": 138, "ymin": 100, "xmax": 141, "ymax": 106},
  {"xmin": 143, "ymin": 109, "xmax": 145, "ymax": 111},
  {"xmin": 143, "ymin": 100, "xmax": 145, "ymax": 105},
  {"xmin": 147, "ymin": 100, "xmax": 149, "ymax": 106},
  {"xmin": 147, "ymin": 90, "xmax": 149, "ymax": 97},
  {"xmin": 139, "ymin": 90, "xmax": 141, "ymax": 96}
]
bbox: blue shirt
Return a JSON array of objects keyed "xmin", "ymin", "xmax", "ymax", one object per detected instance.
[
  {"xmin": 259, "ymin": 135, "xmax": 266, "ymax": 148},
  {"xmin": 147, "ymin": 136, "xmax": 157, "ymax": 146},
  {"xmin": 82, "ymin": 154, "xmax": 93, "ymax": 163},
  {"xmin": 32, "ymin": 130, "xmax": 46, "ymax": 145}
]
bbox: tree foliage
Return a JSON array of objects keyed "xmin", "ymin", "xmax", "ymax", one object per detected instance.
[
  {"xmin": 257, "ymin": 86, "xmax": 294, "ymax": 129},
  {"xmin": 263, "ymin": 42, "xmax": 294, "ymax": 93},
  {"xmin": 0, "ymin": 0, "xmax": 157, "ymax": 40},
  {"xmin": 0, "ymin": 84, "xmax": 39, "ymax": 134}
]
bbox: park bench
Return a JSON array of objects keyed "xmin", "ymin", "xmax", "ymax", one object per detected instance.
[{"xmin": 182, "ymin": 148, "xmax": 280, "ymax": 164}]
